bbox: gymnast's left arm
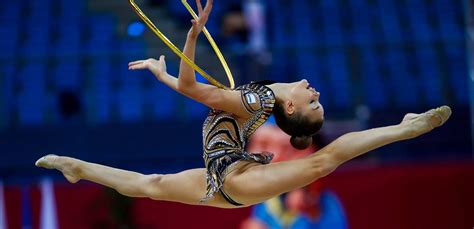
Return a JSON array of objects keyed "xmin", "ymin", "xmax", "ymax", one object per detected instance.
[{"xmin": 127, "ymin": 53, "xmax": 250, "ymax": 118}]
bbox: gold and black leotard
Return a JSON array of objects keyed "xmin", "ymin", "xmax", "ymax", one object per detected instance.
[{"xmin": 201, "ymin": 81, "xmax": 276, "ymax": 206}]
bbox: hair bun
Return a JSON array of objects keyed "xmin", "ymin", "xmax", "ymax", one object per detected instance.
[{"xmin": 290, "ymin": 135, "xmax": 312, "ymax": 150}]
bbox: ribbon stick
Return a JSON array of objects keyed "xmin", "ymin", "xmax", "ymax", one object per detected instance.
[{"xmin": 128, "ymin": 0, "xmax": 235, "ymax": 89}]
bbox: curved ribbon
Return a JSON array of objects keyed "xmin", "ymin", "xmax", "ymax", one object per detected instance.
[{"xmin": 128, "ymin": 0, "xmax": 235, "ymax": 89}]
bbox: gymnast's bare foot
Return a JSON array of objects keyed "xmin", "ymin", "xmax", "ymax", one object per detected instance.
[
  {"xmin": 35, "ymin": 155, "xmax": 81, "ymax": 183},
  {"xmin": 401, "ymin": 105, "xmax": 452, "ymax": 138}
]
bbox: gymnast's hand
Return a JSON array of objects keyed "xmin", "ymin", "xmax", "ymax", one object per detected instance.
[
  {"xmin": 128, "ymin": 55, "xmax": 167, "ymax": 81},
  {"xmin": 188, "ymin": 0, "xmax": 213, "ymax": 39}
]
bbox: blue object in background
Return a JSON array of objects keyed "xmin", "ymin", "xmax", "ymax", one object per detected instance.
[
  {"xmin": 0, "ymin": 25, "xmax": 19, "ymax": 59},
  {"xmin": 0, "ymin": 66, "xmax": 15, "ymax": 128},
  {"xmin": 252, "ymin": 191, "xmax": 348, "ymax": 229},
  {"xmin": 21, "ymin": 186, "xmax": 32, "ymax": 229},
  {"xmin": 360, "ymin": 49, "xmax": 388, "ymax": 109},
  {"xmin": 17, "ymin": 64, "xmax": 47, "ymax": 125},
  {"xmin": 127, "ymin": 22, "xmax": 146, "ymax": 37}
]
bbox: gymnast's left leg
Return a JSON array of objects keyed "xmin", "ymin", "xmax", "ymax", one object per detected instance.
[
  {"xmin": 222, "ymin": 106, "xmax": 451, "ymax": 206},
  {"xmin": 35, "ymin": 156, "xmax": 234, "ymax": 208}
]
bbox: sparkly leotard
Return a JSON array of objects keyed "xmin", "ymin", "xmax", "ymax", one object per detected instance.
[{"xmin": 201, "ymin": 81, "xmax": 276, "ymax": 205}]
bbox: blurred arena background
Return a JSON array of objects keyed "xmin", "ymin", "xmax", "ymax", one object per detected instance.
[{"xmin": 0, "ymin": 0, "xmax": 473, "ymax": 228}]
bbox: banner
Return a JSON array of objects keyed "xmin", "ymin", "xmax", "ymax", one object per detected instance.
[
  {"xmin": 40, "ymin": 178, "xmax": 58, "ymax": 229},
  {"xmin": 0, "ymin": 181, "xmax": 6, "ymax": 229}
]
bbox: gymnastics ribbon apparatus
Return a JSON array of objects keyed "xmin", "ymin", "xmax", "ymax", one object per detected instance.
[{"xmin": 128, "ymin": 0, "xmax": 235, "ymax": 89}]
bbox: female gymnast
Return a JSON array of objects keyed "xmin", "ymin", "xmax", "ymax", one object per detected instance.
[{"xmin": 36, "ymin": 0, "xmax": 451, "ymax": 209}]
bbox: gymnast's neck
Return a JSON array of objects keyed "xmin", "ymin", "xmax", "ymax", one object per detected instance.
[{"xmin": 267, "ymin": 83, "xmax": 290, "ymax": 103}]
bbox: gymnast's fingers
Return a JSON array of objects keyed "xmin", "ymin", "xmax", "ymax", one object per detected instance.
[
  {"xmin": 128, "ymin": 60, "xmax": 145, "ymax": 66},
  {"xmin": 128, "ymin": 63, "xmax": 146, "ymax": 70},
  {"xmin": 196, "ymin": 0, "xmax": 203, "ymax": 15},
  {"xmin": 128, "ymin": 61, "xmax": 149, "ymax": 70},
  {"xmin": 191, "ymin": 19, "xmax": 198, "ymax": 27},
  {"xmin": 204, "ymin": 0, "xmax": 213, "ymax": 14}
]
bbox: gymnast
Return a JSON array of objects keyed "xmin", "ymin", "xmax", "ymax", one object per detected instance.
[{"xmin": 36, "ymin": 0, "xmax": 451, "ymax": 209}]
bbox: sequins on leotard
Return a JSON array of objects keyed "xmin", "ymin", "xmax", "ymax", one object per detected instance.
[{"xmin": 201, "ymin": 82, "xmax": 276, "ymax": 204}]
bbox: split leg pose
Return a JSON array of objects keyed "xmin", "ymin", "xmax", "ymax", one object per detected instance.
[
  {"xmin": 36, "ymin": 0, "xmax": 452, "ymax": 209},
  {"xmin": 36, "ymin": 107, "xmax": 450, "ymax": 209}
]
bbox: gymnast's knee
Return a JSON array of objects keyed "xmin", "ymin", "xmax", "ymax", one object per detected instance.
[
  {"xmin": 117, "ymin": 174, "xmax": 163, "ymax": 198},
  {"xmin": 309, "ymin": 154, "xmax": 339, "ymax": 178},
  {"xmin": 141, "ymin": 174, "xmax": 166, "ymax": 199}
]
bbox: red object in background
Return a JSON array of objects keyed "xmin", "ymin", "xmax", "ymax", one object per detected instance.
[
  {"xmin": 322, "ymin": 162, "xmax": 474, "ymax": 229},
  {"xmin": 4, "ymin": 183, "xmax": 251, "ymax": 229},
  {"xmin": 131, "ymin": 199, "xmax": 251, "ymax": 229},
  {"xmin": 4, "ymin": 187, "xmax": 21, "ymax": 229},
  {"xmin": 3, "ymin": 162, "xmax": 474, "ymax": 229},
  {"xmin": 247, "ymin": 124, "xmax": 316, "ymax": 162}
]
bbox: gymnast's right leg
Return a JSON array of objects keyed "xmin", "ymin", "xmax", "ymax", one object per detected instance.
[{"xmin": 35, "ymin": 156, "xmax": 233, "ymax": 208}]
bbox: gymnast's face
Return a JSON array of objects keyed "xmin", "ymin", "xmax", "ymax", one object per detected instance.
[{"xmin": 286, "ymin": 79, "xmax": 324, "ymax": 123}]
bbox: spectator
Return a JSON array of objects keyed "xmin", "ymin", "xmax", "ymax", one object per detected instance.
[{"xmin": 241, "ymin": 121, "xmax": 347, "ymax": 229}]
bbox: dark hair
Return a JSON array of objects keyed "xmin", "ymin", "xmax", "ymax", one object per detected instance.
[{"xmin": 273, "ymin": 101, "xmax": 324, "ymax": 150}]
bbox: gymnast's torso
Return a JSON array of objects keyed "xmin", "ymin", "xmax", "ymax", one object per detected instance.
[{"xmin": 201, "ymin": 81, "xmax": 276, "ymax": 202}]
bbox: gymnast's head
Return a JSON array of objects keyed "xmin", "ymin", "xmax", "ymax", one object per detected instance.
[{"xmin": 272, "ymin": 79, "xmax": 324, "ymax": 150}]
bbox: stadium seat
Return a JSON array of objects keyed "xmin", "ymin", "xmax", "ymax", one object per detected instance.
[
  {"xmin": 444, "ymin": 46, "xmax": 468, "ymax": 105},
  {"xmin": 434, "ymin": 0, "xmax": 463, "ymax": 41},
  {"xmin": 0, "ymin": 25, "xmax": 19, "ymax": 59},
  {"xmin": 360, "ymin": 49, "xmax": 388, "ymax": 109},
  {"xmin": 25, "ymin": 0, "xmax": 52, "ymax": 23},
  {"xmin": 384, "ymin": 48, "xmax": 419, "ymax": 108},
  {"xmin": 376, "ymin": 0, "xmax": 404, "ymax": 44},
  {"xmin": 325, "ymin": 50, "xmax": 351, "ymax": 109},
  {"xmin": 58, "ymin": 0, "xmax": 83, "ymax": 21},
  {"xmin": 17, "ymin": 64, "xmax": 48, "ymax": 125},
  {"xmin": 405, "ymin": 1, "xmax": 434, "ymax": 43},
  {"xmin": 0, "ymin": 65, "xmax": 15, "ymax": 128},
  {"xmin": 52, "ymin": 61, "xmax": 82, "ymax": 90},
  {"xmin": 321, "ymin": 4, "xmax": 344, "ymax": 47},
  {"xmin": 87, "ymin": 61, "xmax": 113, "ymax": 123},
  {"xmin": 348, "ymin": 0, "xmax": 375, "ymax": 46},
  {"xmin": 0, "ymin": 0, "xmax": 21, "ymax": 23},
  {"xmin": 415, "ymin": 47, "xmax": 443, "ymax": 106}
]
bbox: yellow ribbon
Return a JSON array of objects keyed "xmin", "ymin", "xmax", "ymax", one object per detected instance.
[{"xmin": 128, "ymin": 0, "xmax": 235, "ymax": 89}]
